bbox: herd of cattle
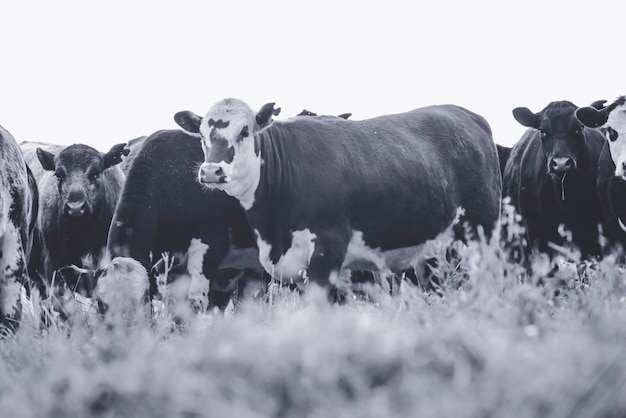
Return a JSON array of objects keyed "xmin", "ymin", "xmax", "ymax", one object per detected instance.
[{"xmin": 1, "ymin": 96, "xmax": 625, "ymax": 332}]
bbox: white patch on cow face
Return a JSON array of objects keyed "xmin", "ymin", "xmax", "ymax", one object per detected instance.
[
  {"xmin": 186, "ymin": 238, "xmax": 210, "ymax": 312},
  {"xmin": 198, "ymin": 99, "xmax": 262, "ymax": 210},
  {"xmin": 603, "ymin": 104, "xmax": 626, "ymax": 179},
  {"xmin": 255, "ymin": 229, "xmax": 317, "ymax": 281}
]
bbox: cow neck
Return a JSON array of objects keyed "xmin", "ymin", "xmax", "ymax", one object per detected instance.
[
  {"xmin": 244, "ymin": 127, "xmax": 296, "ymax": 227},
  {"xmin": 256, "ymin": 126, "xmax": 296, "ymax": 195}
]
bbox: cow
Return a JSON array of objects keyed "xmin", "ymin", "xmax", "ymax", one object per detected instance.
[
  {"xmin": 174, "ymin": 98, "xmax": 502, "ymax": 299},
  {"xmin": 106, "ymin": 129, "xmax": 264, "ymax": 311},
  {"xmin": 0, "ymin": 125, "xmax": 38, "ymax": 333},
  {"xmin": 575, "ymin": 96, "xmax": 626, "ymax": 248},
  {"xmin": 20, "ymin": 141, "xmax": 129, "ymax": 298},
  {"xmin": 502, "ymin": 100, "xmax": 607, "ymax": 263}
]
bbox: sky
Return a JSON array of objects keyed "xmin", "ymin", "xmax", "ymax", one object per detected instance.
[{"xmin": 1, "ymin": 1, "xmax": 623, "ymax": 152}]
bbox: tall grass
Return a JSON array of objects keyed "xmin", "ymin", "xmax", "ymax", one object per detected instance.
[{"xmin": 1, "ymin": 219, "xmax": 625, "ymax": 417}]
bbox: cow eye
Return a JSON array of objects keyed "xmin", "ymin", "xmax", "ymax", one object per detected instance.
[
  {"xmin": 539, "ymin": 130, "xmax": 547, "ymax": 138},
  {"xmin": 575, "ymin": 125, "xmax": 584, "ymax": 134},
  {"xmin": 607, "ymin": 127, "xmax": 619, "ymax": 142},
  {"xmin": 89, "ymin": 171, "xmax": 101, "ymax": 181},
  {"xmin": 55, "ymin": 170, "xmax": 66, "ymax": 180},
  {"xmin": 240, "ymin": 126, "xmax": 249, "ymax": 139}
]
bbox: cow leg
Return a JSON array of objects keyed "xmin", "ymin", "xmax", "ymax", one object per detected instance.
[
  {"xmin": 0, "ymin": 224, "xmax": 26, "ymax": 334},
  {"xmin": 306, "ymin": 231, "xmax": 350, "ymax": 303}
]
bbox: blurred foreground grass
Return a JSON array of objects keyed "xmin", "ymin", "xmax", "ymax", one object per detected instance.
[{"xmin": 1, "ymin": 233, "xmax": 626, "ymax": 418}]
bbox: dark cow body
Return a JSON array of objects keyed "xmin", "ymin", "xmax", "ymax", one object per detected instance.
[
  {"xmin": 502, "ymin": 101, "xmax": 606, "ymax": 261},
  {"xmin": 176, "ymin": 99, "xmax": 502, "ymax": 295},
  {"xmin": 21, "ymin": 141, "xmax": 128, "ymax": 297},
  {"xmin": 0, "ymin": 126, "xmax": 38, "ymax": 332},
  {"xmin": 107, "ymin": 129, "xmax": 262, "ymax": 309},
  {"xmin": 576, "ymin": 96, "xmax": 626, "ymax": 248}
]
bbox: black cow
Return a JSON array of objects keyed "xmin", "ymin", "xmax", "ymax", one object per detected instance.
[
  {"xmin": 0, "ymin": 126, "xmax": 38, "ymax": 332},
  {"xmin": 20, "ymin": 141, "xmax": 129, "ymax": 297},
  {"xmin": 174, "ymin": 98, "xmax": 502, "ymax": 298},
  {"xmin": 502, "ymin": 100, "xmax": 606, "ymax": 262},
  {"xmin": 575, "ymin": 96, "xmax": 626, "ymax": 247},
  {"xmin": 106, "ymin": 129, "xmax": 263, "ymax": 311}
]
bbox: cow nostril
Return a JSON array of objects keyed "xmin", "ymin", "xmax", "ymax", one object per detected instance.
[
  {"xmin": 215, "ymin": 167, "xmax": 224, "ymax": 177},
  {"xmin": 550, "ymin": 158, "xmax": 574, "ymax": 173}
]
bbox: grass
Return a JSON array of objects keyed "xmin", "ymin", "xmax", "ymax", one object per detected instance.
[{"xmin": 1, "ymin": 223, "xmax": 626, "ymax": 418}]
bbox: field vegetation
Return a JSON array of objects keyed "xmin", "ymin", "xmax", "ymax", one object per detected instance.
[{"xmin": 1, "ymin": 214, "xmax": 625, "ymax": 417}]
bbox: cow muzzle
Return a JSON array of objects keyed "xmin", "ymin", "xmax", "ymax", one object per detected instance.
[
  {"xmin": 548, "ymin": 157, "xmax": 576, "ymax": 176},
  {"xmin": 64, "ymin": 200, "xmax": 89, "ymax": 217},
  {"xmin": 199, "ymin": 163, "xmax": 229, "ymax": 184}
]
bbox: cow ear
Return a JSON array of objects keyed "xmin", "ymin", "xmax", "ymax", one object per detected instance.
[
  {"xmin": 174, "ymin": 111, "xmax": 203, "ymax": 135},
  {"xmin": 338, "ymin": 113, "xmax": 352, "ymax": 120},
  {"xmin": 576, "ymin": 106, "xmax": 608, "ymax": 128},
  {"xmin": 590, "ymin": 100, "xmax": 607, "ymax": 110},
  {"xmin": 36, "ymin": 148, "xmax": 56, "ymax": 171},
  {"xmin": 103, "ymin": 143, "xmax": 130, "ymax": 169},
  {"xmin": 256, "ymin": 102, "xmax": 281, "ymax": 127},
  {"xmin": 512, "ymin": 107, "xmax": 540, "ymax": 129}
]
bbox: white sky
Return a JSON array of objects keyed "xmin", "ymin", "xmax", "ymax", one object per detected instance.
[{"xmin": 1, "ymin": 1, "xmax": 622, "ymax": 151}]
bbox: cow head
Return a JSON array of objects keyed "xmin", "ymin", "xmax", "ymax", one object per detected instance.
[
  {"xmin": 36, "ymin": 143, "xmax": 129, "ymax": 217},
  {"xmin": 174, "ymin": 98, "xmax": 281, "ymax": 209},
  {"xmin": 576, "ymin": 96, "xmax": 626, "ymax": 179},
  {"xmin": 513, "ymin": 101, "xmax": 586, "ymax": 179}
]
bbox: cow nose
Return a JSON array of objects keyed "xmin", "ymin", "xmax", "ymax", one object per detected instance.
[
  {"xmin": 199, "ymin": 163, "xmax": 227, "ymax": 184},
  {"xmin": 549, "ymin": 157, "xmax": 574, "ymax": 173},
  {"xmin": 64, "ymin": 200, "xmax": 87, "ymax": 217}
]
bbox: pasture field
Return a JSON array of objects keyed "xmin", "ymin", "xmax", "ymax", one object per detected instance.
[{"xmin": 1, "ymin": 229, "xmax": 626, "ymax": 418}]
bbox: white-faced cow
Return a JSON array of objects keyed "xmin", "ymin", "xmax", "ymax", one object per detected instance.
[
  {"xmin": 575, "ymin": 96, "xmax": 626, "ymax": 247},
  {"xmin": 174, "ymin": 98, "xmax": 502, "ymax": 298},
  {"xmin": 20, "ymin": 141, "xmax": 128, "ymax": 297},
  {"xmin": 502, "ymin": 100, "xmax": 607, "ymax": 262},
  {"xmin": 106, "ymin": 129, "xmax": 264, "ymax": 311},
  {"xmin": 0, "ymin": 126, "xmax": 38, "ymax": 333}
]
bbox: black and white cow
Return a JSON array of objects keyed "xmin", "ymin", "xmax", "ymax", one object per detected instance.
[
  {"xmin": 0, "ymin": 126, "xmax": 38, "ymax": 332},
  {"xmin": 575, "ymin": 96, "xmax": 626, "ymax": 247},
  {"xmin": 502, "ymin": 100, "xmax": 607, "ymax": 262},
  {"xmin": 106, "ymin": 129, "xmax": 263, "ymax": 311},
  {"xmin": 174, "ymin": 98, "xmax": 502, "ymax": 297},
  {"xmin": 20, "ymin": 141, "xmax": 128, "ymax": 297}
]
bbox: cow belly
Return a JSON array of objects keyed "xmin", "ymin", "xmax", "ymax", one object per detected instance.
[
  {"xmin": 342, "ymin": 231, "xmax": 424, "ymax": 273},
  {"xmin": 255, "ymin": 229, "xmax": 316, "ymax": 280},
  {"xmin": 343, "ymin": 210, "xmax": 460, "ymax": 273}
]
